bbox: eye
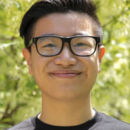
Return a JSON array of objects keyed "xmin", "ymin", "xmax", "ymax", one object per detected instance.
[
  {"xmin": 43, "ymin": 44, "xmax": 57, "ymax": 48},
  {"xmin": 74, "ymin": 43, "xmax": 89, "ymax": 47}
]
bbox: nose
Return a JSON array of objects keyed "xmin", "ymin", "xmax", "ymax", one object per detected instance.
[{"xmin": 54, "ymin": 43, "xmax": 77, "ymax": 67}]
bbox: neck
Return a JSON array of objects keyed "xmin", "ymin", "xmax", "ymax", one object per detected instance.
[{"xmin": 39, "ymin": 93, "xmax": 95, "ymax": 126}]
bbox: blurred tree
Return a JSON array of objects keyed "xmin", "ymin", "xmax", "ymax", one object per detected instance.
[
  {"xmin": 0, "ymin": 0, "xmax": 130, "ymax": 129},
  {"xmin": 92, "ymin": 0, "xmax": 130, "ymax": 122}
]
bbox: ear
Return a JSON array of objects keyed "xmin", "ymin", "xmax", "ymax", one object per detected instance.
[
  {"xmin": 22, "ymin": 48, "xmax": 33, "ymax": 75},
  {"xmin": 98, "ymin": 45, "xmax": 105, "ymax": 73}
]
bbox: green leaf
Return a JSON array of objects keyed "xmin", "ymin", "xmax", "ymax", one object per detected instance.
[{"xmin": 13, "ymin": 1, "xmax": 22, "ymax": 11}]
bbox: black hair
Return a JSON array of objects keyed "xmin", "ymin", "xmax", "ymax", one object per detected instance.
[{"xmin": 20, "ymin": 0, "xmax": 102, "ymax": 51}]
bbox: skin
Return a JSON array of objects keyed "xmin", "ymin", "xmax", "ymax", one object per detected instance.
[{"xmin": 23, "ymin": 12, "xmax": 105, "ymax": 126}]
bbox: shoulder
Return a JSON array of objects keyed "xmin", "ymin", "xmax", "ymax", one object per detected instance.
[
  {"xmin": 95, "ymin": 111, "xmax": 130, "ymax": 130},
  {"xmin": 7, "ymin": 117, "xmax": 36, "ymax": 130}
]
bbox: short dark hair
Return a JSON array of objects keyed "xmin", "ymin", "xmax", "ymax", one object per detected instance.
[{"xmin": 20, "ymin": 0, "xmax": 103, "ymax": 51}]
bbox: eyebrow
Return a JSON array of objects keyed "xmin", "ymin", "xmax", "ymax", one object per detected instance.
[{"xmin": 73, "ymin": 32, "xmax": 91, "ymax": 36}]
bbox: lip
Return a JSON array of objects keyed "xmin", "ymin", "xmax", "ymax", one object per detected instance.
[{"xmin": 50, "ymin": 70, "xmax": 82, "ymax": 78}]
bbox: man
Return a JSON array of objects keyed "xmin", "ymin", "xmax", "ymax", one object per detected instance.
[{"xmin": 8, "ymin": 0, "xmax": 130, "ymax": 130}]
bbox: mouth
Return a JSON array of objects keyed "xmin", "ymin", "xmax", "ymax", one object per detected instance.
[{"xmin": 50, "ymin": 70, "xmax": 82, "ymax": 78}]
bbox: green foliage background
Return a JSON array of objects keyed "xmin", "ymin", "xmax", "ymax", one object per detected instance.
[{"xmin": 0, "ymin": 0, "xmax": 130, "ymax": 129}]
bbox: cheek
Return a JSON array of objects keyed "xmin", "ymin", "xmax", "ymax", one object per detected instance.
[
  {"xmin": 32, "ymin": 56, "xmax": 52, "ymax": 76},
  {"xmin": 91, "ymin": 55, "xmax": 99, "ymax": 73},
  {"xmin": 82, "ymin": 54, "xmax": 99, "ymax": 78},
  {"xmin": 31, "ymin": 56, "xmax": 51, "ymax": 90},
  {"xmin": 30, "ymin": 46, "xmax": 49, "ymax": 82}
]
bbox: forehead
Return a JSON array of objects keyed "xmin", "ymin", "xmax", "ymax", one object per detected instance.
[{"xmin": 33, "ymin": 12, "xmax": 95, "ymax": 37}]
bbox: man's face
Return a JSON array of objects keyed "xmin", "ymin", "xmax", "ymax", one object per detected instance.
[{"xmin": 23, "ymin": 12, "xmax": 105, "ymax": 101}]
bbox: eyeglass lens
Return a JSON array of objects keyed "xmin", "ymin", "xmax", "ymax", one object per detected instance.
[{"xmin": 37, "ymin": 36, "xmax": 96, "ymax": 56}]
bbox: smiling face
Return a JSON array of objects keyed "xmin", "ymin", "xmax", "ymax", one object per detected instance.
[{"xmin": 23, "ymin": 12, "xmax": 105, "ymax": 101}]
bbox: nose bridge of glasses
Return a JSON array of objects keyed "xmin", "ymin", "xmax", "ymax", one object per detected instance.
[
  {"xmin": 61, "ymin": 37, "xmax": 72, "ymax": 45},
  {"xmin": 59, "ymin": 37, "xmax": 73, "ymax": 55}
]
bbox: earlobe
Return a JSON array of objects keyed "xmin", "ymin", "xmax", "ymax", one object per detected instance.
[{"xmin": 22, "ymin": 48, "xmax": 33, "ymax": 75}]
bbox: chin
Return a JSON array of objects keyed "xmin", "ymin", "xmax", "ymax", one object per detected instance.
[{"xmin": 41, "ymin": 84, "xmax": 91, "ymax": 101}]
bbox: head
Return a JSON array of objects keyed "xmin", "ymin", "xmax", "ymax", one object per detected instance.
[
  {"xmin": 20, "ymin": 0, "xmax": 103, "ymax": 50},
  {"xmin": 21, "ymin": 0, "xmax": 105, "ymax": 101}
]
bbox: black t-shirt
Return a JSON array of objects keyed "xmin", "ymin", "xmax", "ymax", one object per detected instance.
[{"xmin": 7, "ymin": 109, "xmax": 130, "ymax": 130}]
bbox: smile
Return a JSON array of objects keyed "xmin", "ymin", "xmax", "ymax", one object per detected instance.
[{"xmin": 50, "ymin": 70, "xmax": 82, "ymax": 78}]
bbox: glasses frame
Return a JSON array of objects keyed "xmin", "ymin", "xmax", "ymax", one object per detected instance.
[{"xmin": 28, "ymin": 35, "xmax": 100, "ymax": 57}]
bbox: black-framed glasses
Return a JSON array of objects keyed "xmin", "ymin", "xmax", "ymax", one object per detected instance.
[{"xmin": 28, "ymin": 35, "xmax": 100, "ymax": 57}]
